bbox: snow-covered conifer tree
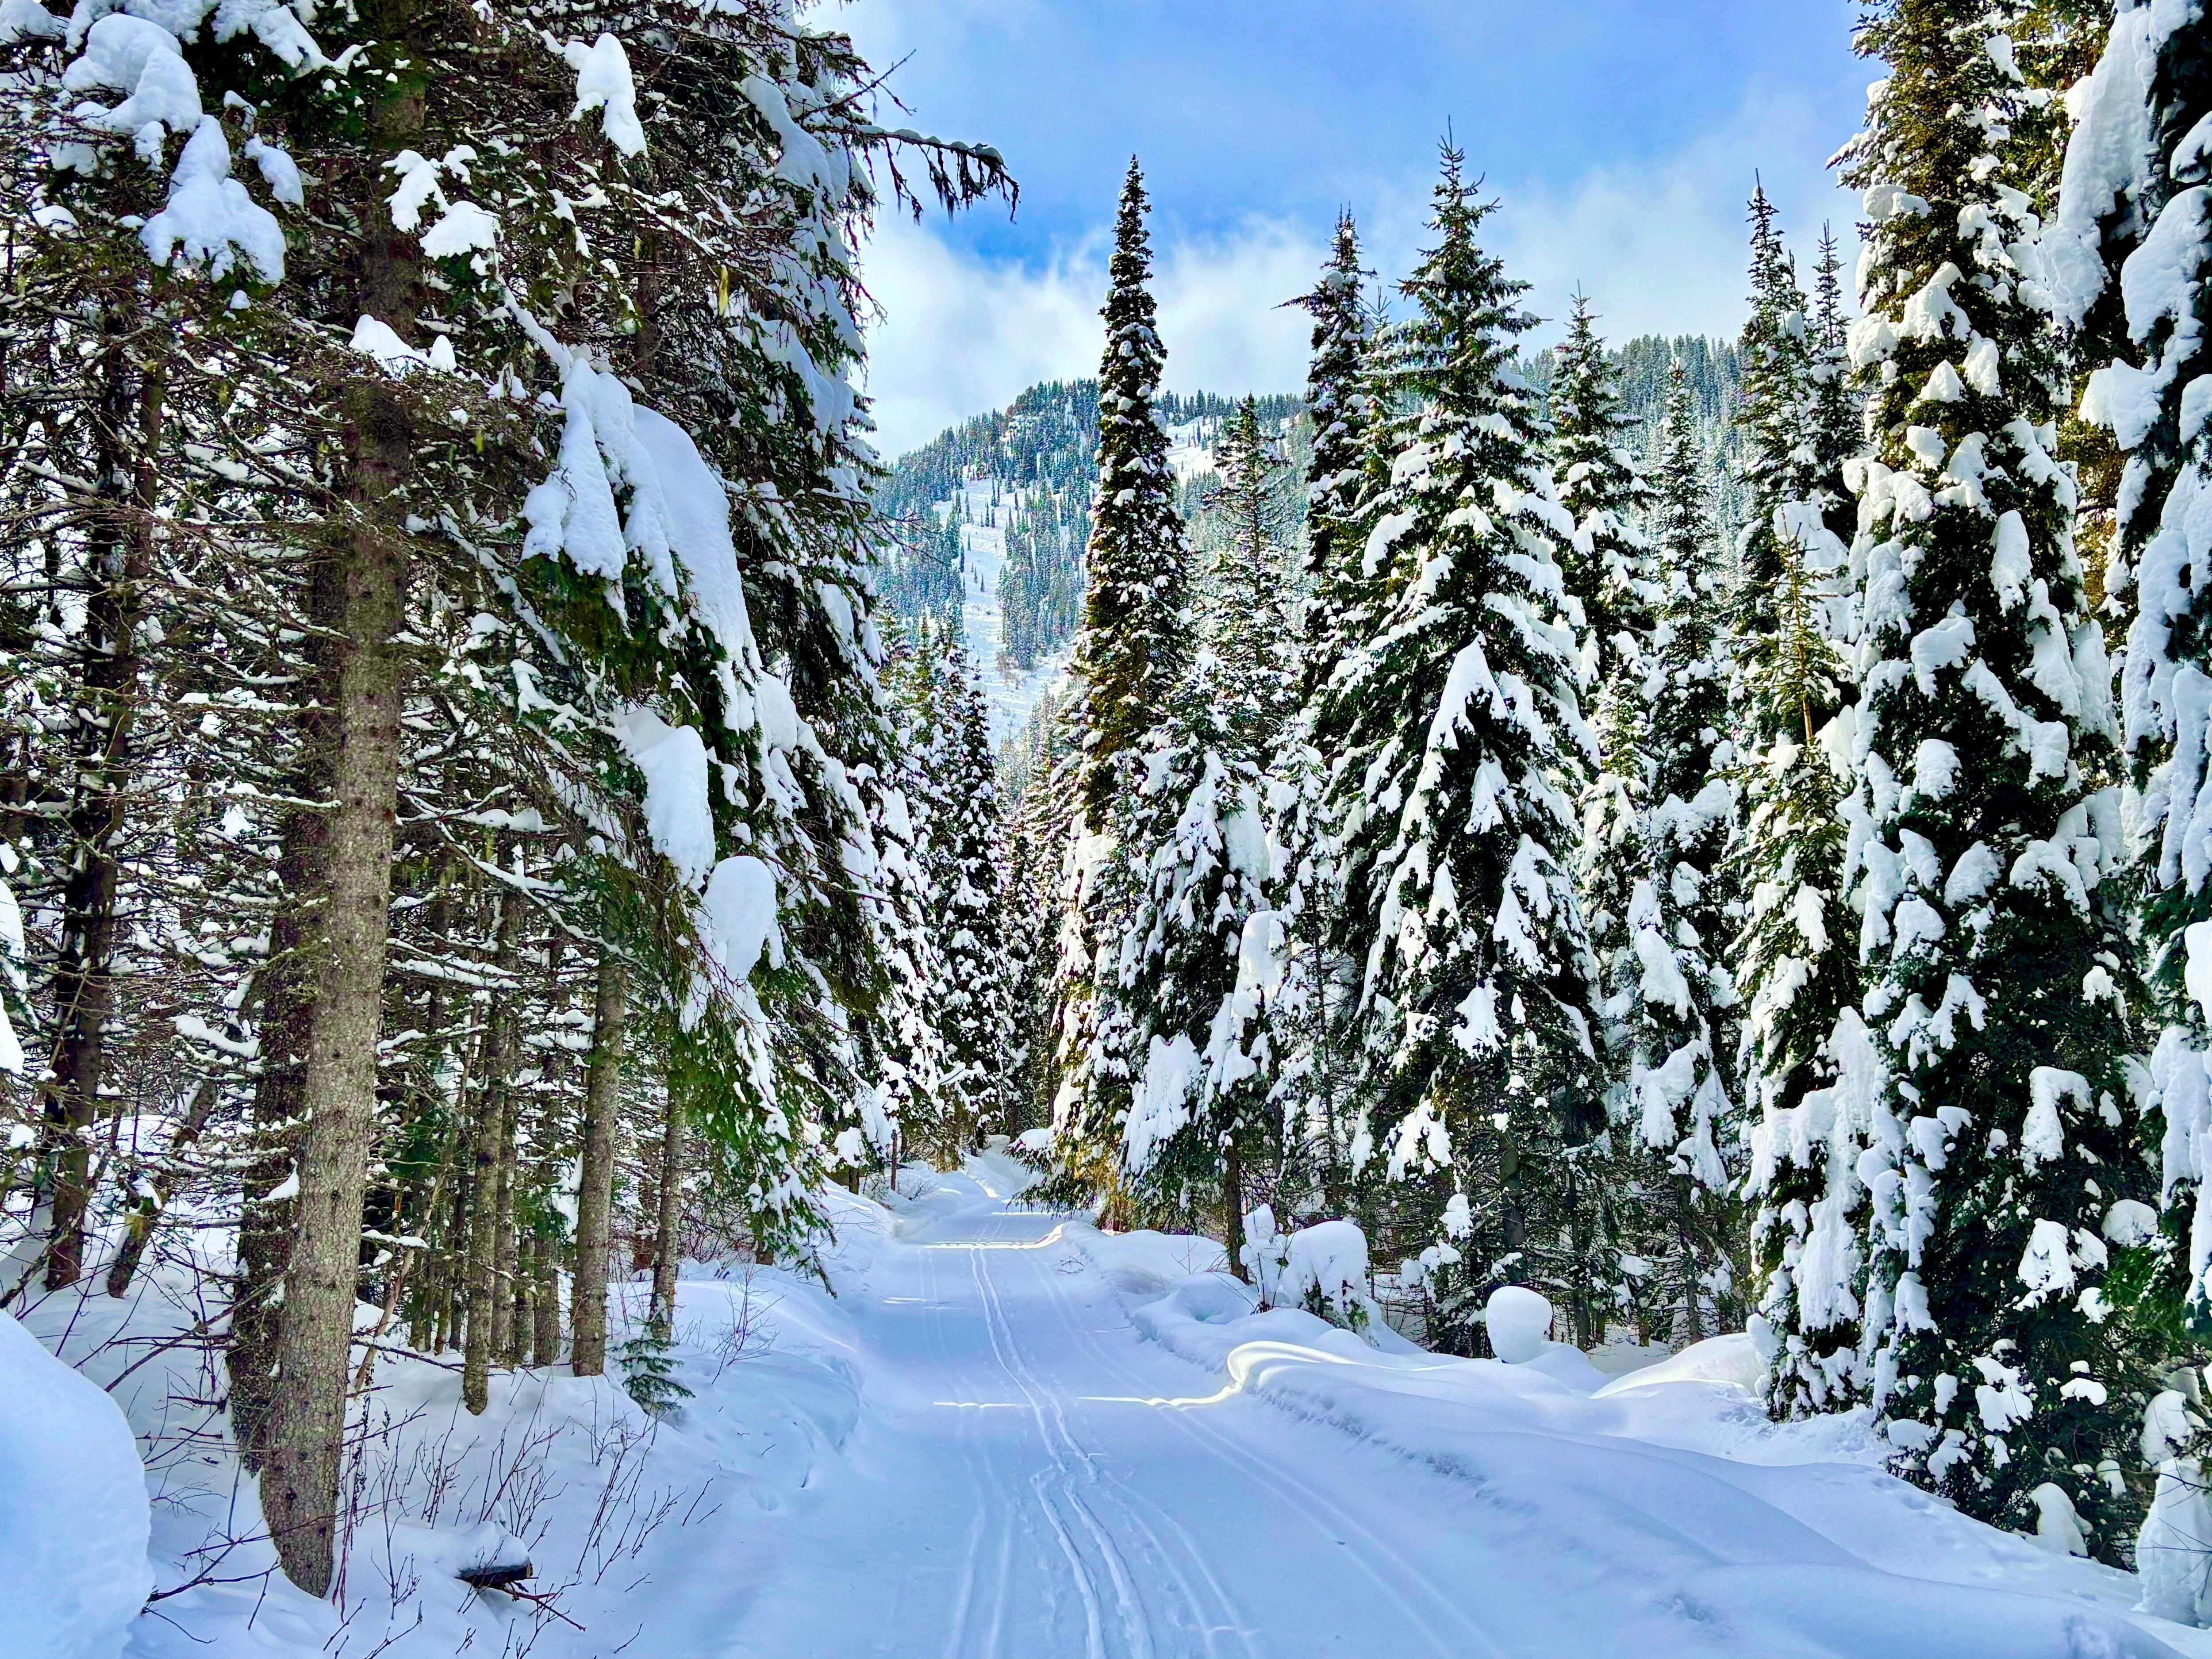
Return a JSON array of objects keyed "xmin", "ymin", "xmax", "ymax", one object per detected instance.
[
  {"xmin": 1296, "ymin": 212, "xmax": 1378, "ymax": 697},
  {"xmin": 2045, "ymin": 11, "xmax": 2212, "ymax": 1586},
  {"xmin": 1313, "ymin": 146, "xmax": 1601, "ymax": 1345},
  {"xmin": 1266, "ymin": 221, "xmax": 1379, "ymax": 1220},
  {"xmin": 1068, "ymin": 159, "xmax": 1190, "ymax": 821},
  {"xmin": 1835, "ymin": 0, "xmax": 2147, "ymax": 1550},
  {"xmin": 1111, "ymin": 401, "xmax": 1294, "ymax": 1259},
  {"xmin": 1735, "ymin": 221, "xmax": 1869, "ymax": 1416},
  {"xmin": 1610, "ymin": 364, "xmax": 1744, "ymax": 1344},
  {"xmin": 1551, "ymin": 296, "xmax": 1658, "ymax": 689},
  {"xmin": 1046, "ymin": 160, "xmax": 1190, "ymax": 1199},
  {"xmin": 891, "ymin": 626, "xmax": 1013, "ymax": 1158},
  {"xmin": 1734, "ymin": 185, "xmax": 1819, "ymax": 661}
]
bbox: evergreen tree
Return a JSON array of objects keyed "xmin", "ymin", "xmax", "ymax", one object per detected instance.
[
  {"xmin": 926, "ymin": 633, "xmax": 1016, "ymax": 1153},
  {"xmin": 1004, "ymin": 692, "xmax": 1078, "ymax": 1144},
  {"xmin": 1313, "ymin": 146, "xmax": 1602, "ymax": 1348},
  {"xmin": 1046, "ymin": 159, "xmax": 1191, "ymax": 1198},
  {"xmin": 1834, "ymin": 0, "xmax": 2147, "ymax": 1553},
  {"xmin": 1551, "ymin": 296, "xmax": 1659, "ymax": 689},
  {"xmin": 1805, "ymin": 228, "xmax": 1866, "ymax": 545},
  {"xmin": 1734, "ymin": 222, "xmax": 1868, "ymax": 1417},
  {"xmin": 2050, "ymin": 7, "xmax": 2212, "ymax": 1598},
  {"xmin": 1269, "ymin": 226, "xmax": 1382, "ymax": 1232},
  {"xmin": 1732, "ymin": 184, "xmax": 1817, "ymax": 666},
  {"xmin": 1611, "ymin": 364, "xmax": 1744, "ymax": 1344},
  {"xmin": 1110, "ymin": 401, "xmax": 1294, "ymax": 1263},
  {"xmin": 1068, "ymin": 158, "xmax": 1190, "ymax": 826},
  {"xmin": 1296, "ymin": 212, "xmax": 1377, "ymax": 699}
]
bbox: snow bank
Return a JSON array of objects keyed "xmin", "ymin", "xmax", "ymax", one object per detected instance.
[
  {"xmin": 15, "ymin": 1228, "xmax": 868, "ymax": 1659},
  {"xmin": 0, "ymin": 1310, "xmax": 150, "ymax": 1659},
  {"xmin": 1116, "ymin": 1262, "xmax": 2197, "ymax": 1658}
]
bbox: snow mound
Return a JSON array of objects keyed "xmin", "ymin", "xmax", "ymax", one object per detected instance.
[
  {"xmin": 0, "ymin": 1310, "xmax": 150, "ymax": 1659},
  {"xmin": 1483, "ymin": 1284, "xmax": 1554, "ymax": 1363},
  {"xmin": 1241, "ymin": 1207, "xmax": 1385, "ymax": 1332},
  {"xmin": 1591, "ymin": 1331, "xmax": 1766, "ymax": 1398}
]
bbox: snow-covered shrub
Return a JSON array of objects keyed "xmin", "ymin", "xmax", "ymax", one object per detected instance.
[{"xmin": 1243, "ymin": 1206, "xmax": 1371, "ymax": 1332}]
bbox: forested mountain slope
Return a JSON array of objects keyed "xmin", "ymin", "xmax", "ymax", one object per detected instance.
[{"xmin": 873, "ymin": 342, "xmax": 1740, "ymax": 741}]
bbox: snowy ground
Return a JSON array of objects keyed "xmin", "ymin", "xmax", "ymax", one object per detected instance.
[{"xmin": 18, "ymin": 1152, "xmax": 2212, "ymax": 1657}]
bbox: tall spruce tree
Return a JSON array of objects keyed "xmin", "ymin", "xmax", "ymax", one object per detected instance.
[
  {"xmin": 1734, "ymin": 185, "xmax": 1818, "ymax": 664},
  {"xmin": 1297, "ymin": 211, "xmax": 1378, "ymax": 699},
  {"xmin": 1603, "ymin": 365, "xmax": 1745, "ymax": 1343},
  {"xmin": 1314, "ymin": 146, "xmax": 1602, "ymax": 1347},
  {"xmin": 2047, "ymin": 1, "xmax": 2212, "ymax": 1607},
  {"xmin": 1111, "ymin": 402, "xmax": 1294, "ymax": 1262},
  {"xmin": 1835, "ymin": 0, "xmax": 2147, "ymax": 1552},
  {"xmin": 1736, "ymin": 221, "xmax": 1868, "ymax": 1417},
  {"xmin": 1270, "ymin": 223, "xmax": 1380, "ymax": 1227},
  {"xmin": 1551, "ymin": 296, "xmax": 1659, "ymax": 689},
  {"xmin": 1047, "ymin": 159, "xmax": 1190, "ymax": 1198}
]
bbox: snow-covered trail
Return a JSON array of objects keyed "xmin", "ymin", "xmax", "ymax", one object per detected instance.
[
  {"xmin": 727, "ymin": 1198, "xmax": 1517, "ymax": 1659},
  {"xmin": 709, "ymin": 1167, "xmax": 2211, "ymax": 1659}
]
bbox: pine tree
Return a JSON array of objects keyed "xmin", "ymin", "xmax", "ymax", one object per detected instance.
[
  {"xmin": 1805, "ymin": 228, "xmax": 1865, "ymax": 545},
  {"xmin": 1609, "ymin": 364, "xmax": 1744, "ymax": 1345},
  {"xmin": 1314, "ymin": 146, "xmax": 1602, "ymax": 1347},
  {"xmin": 1109, "ymin": 400, "xmax": 1293, "ymax": 1262},
  {"xmin": 1733, "ymin": 184, "xmax": 1818, "ymax": 665},
  {"xmin": 1046, "ymin": 160, "xmax": 1191, "ymax": 1198},
  {"xmin": 1733, "ymin": 220, "xmax": 1869, "ymax": 1416},
  {"xmin": 1551, "ymin": 296, "xmax": 1659, "ymax": 690},
  {"xmin": 1004, "ymin": 693, "xmax": 1078, "ymax": 1143},
  {"xmin": 1267, "ymin": 226, "xmax": 1382, "ymax": 1231},
  {"xmin": 1835, "ymin": 0, "xmax": 2147, "ymax": 1552},
  {"xmin": 888, "ymin": 623, "xmax": 1013, "ymax": 1159},
  {"xmin": 1296, "ymin": 212, "xmax": 1377, "ymax": 699},
  {"xmin": 2049, "ymin": 8, "xmax": 2212, "ymax": 1595},
  {"xmin": 1069, "ymin": 159, "xmax": 1190, "ymax": 825}
]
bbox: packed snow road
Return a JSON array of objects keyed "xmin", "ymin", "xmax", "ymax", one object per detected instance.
[
  {"xmin": 728, "ymin": 1199, "xmax": 1508, "ymax": 1659},
  {"xmin": 718, "ymin": 1168, "xmax": 2198, "ymax": 1659}
]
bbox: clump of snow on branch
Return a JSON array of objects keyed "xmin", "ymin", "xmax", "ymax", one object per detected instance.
[{"xmin": 565, "ymin": 32, "xmax": 645, "ymax": 157}]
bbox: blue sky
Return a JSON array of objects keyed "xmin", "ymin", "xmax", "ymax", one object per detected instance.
[{"xmin": 841, "ymin": 1, "xmax": 1873, "ymax": 456}]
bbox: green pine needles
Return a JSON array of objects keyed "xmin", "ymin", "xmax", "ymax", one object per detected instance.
[
  {"xmin": 1834, "ymin": 0, "xmax": 2149, "ymax": 1550},
  {"xmin": 1313, "ymin": 146, "xmax": 1604, "ymax": 1346}
]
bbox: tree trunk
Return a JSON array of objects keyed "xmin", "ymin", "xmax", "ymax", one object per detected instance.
[
  {"xmin": 493, "ymin": 1081, "xmax": 519, "ymax": 1364},
  {"xmin": 1674, "ymin": 1176, "xmax": 1704, "ymax": 1347},
  {"xmin": 42, "ymin": 334, "xmax": 160, "ymax": 1289},
  {"xmin": 253, "ymin": 418, "xmax": 411, "ymax": 1590},
  {"xmin": 463, "ymin": 887, "xmax": 522, "ymax": 1412},
  {"xmin": 255, "ymin": 111, "xmax": 431, "ymax": 1581},
  {"xmin": 533, "ymin": 1237, "xmax": 559, "ymax": 1367},
  {"xmin": 649, "ymin": 1091, "xmax": 686, "ymax": 1341},
  {"xmin": 231, "ymin": 781, "xmax": 329, "ymax": 1464},
  {"xmin": 570, "ymin": 953, "xmax": 626, "ymax": 1376},
  {"xmin": 1223, "ymin": 1133, "xmax": 1248, "ymax": 1283}
]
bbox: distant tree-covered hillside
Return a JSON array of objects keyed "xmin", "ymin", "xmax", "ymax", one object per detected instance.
[{"xmin": 873, "ymin": 384, "xmax": 1303, "ymax": 668}]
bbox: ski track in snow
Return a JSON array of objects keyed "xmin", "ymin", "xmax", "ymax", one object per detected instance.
[
  {"xmin": 27, "ymin": 1153, "xmax": 2212, "ymax": 1658},
  {"xmin": 718, "ymin": 1168, "xmax": 2212, "ymax": 1659},
  {"xmin": 730, "ymin": 1193, "xmax": 1547, "ymax": 1658}
]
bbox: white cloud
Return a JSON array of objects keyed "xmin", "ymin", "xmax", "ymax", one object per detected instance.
[
  {"xmin": 1482, "ymin": 85, "xmax": 1862, "ymax": 348},
  {"xmin": 859, "ymin": 215, "xmax": 1325, "ymax": 457},
  {"xmin": 858, "ymin": 85, "xmax": 1862, "ymax": 459}
]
